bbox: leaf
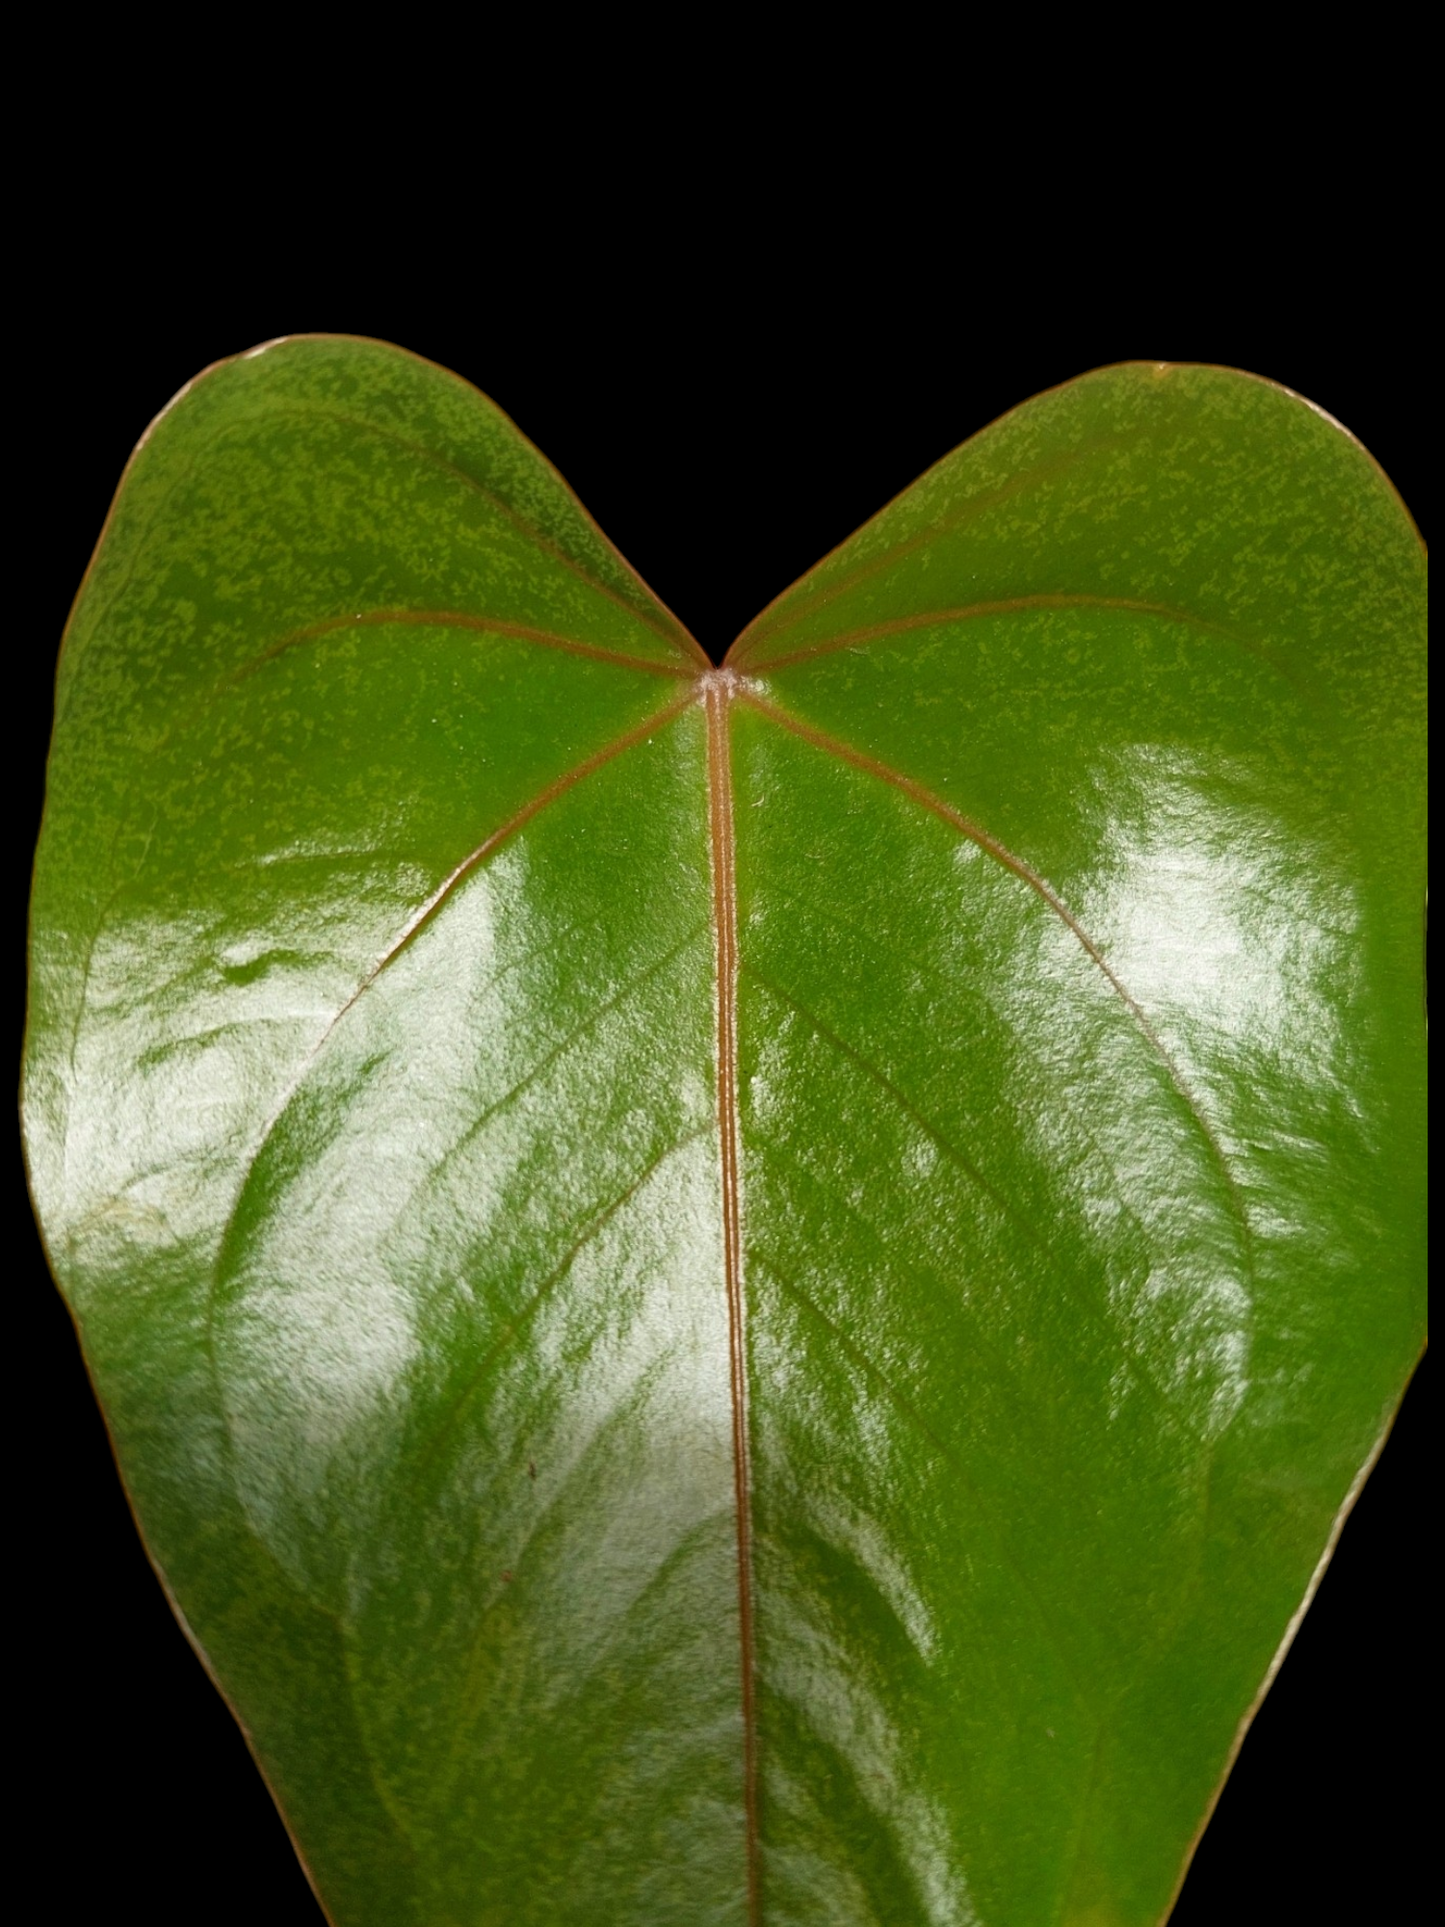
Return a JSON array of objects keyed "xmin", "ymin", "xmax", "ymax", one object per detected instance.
[{"xmin": 24, "ymin": 340, "xmax": 1425, "ymax": 1926}]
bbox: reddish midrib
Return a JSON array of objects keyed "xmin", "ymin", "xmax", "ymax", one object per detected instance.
[{"xmin": 705, "ymin": 677, "xmax": 761, "ymax": 1920}]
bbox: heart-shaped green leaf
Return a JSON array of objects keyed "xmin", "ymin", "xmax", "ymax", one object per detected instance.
[{"xmin": 25, "ymin": 340, "xmax": 1425, "ymax": 1926}]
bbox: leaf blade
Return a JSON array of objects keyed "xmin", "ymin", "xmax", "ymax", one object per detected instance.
[{"xmin": 26, "ymin": 345, "xmax": 1425, "ymax": 1925}]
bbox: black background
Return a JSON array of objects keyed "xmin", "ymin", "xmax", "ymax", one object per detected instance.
[{"xmin": 13, "ymin": 208, "xmax": 1428, "ymax": 1925}]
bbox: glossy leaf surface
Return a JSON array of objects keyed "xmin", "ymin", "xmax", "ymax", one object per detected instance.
[{"xmin": 25, "ymin": 341, "xmax": 1426, "ymax": 1925}]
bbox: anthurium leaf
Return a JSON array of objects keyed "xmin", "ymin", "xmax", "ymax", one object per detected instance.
[{"xmin": 24, "ymin": 340, "xmax": 1425, "ymax": 1927}]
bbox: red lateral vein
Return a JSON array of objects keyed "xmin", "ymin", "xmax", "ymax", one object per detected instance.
[
  {"xmin": 241, "ymin": 392, "xmax": 696, "ymax": 652},
  {"xmin": 206, "ymin": 691, "xmax": 697, "ymax": 1359},
  {"xmin": 741, "ymin": 689, "xmax": 1249, "ymax": 1246},
  {"xmin": 742, "ymin": 686, "xmax": 1159, "ymax": 1033},
  {"xmin": 220, "ymin": 695, "xmax": 694, "ymax": 1210},
  {"xmin": 233, "ymin": 609, "xmax": 695, "ymax": 683},
  {"xmin": 328, "ymin": 694, "xmax": 696, "ymax": 1031},
  {"xmin": 741, "ymin": 593, "xmax": 1254, "ymax": 672},
  {"xmin": 728, "ymin": 433, "xmax": 1126, "ymax": 664},
  {"xmin": 705, "ymin": 676, "xmax": 760, "ymax": 1922}
]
